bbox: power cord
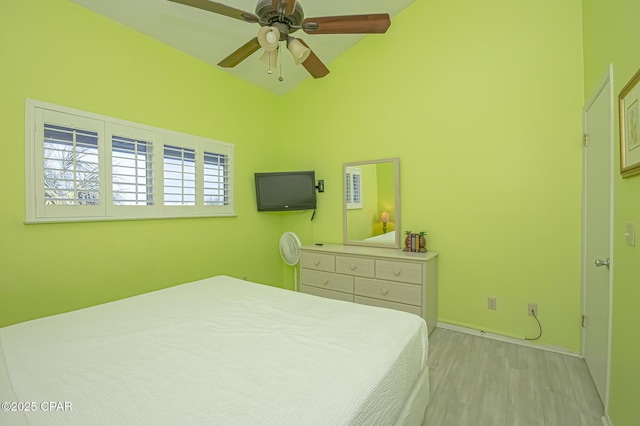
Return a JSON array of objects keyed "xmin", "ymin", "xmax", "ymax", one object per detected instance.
[{"xmin": 525, "ymin": 308, "xmax": 543, "ymax": 341}]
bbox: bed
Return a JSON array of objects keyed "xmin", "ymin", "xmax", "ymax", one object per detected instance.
[
  {"xmin": 0, "ymin": 275, "xmax": 429, "ymax": 426},
  {"xmin": 362, "ymin": 231, "xmax": 396, "ymax": 244}
]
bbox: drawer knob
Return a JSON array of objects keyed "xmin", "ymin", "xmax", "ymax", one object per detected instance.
[
  {"xmin": 350, "ymin": 264, "xmax": 357, "ymax": 270},
  {"xmin": 314, "ymin": 260, "xmax": 320, "ymax": 266},
  {"xmin": 393, "ymin": 268, "xmax": 401, "ymax": 276},
  {"xmin": 322, "ymin": 278, "xmax": 329, "ymax": 285},
  {"xmin": 382, "ymin": 287, "xmax": 389, "ymax": 295}
]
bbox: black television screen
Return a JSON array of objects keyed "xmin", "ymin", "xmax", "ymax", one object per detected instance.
[{"xmin": 255, "ymin": 171, "xmax": 317, "ymax": 211}]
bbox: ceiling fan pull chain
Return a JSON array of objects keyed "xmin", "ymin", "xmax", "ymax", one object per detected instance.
[{"xmin": 278, "ymin": 42, "xmax": 284, "ymax": 82}]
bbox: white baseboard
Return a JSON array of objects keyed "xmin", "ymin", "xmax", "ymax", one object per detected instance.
[{"xmin": 436, "ymin": 322, "xmax": 580, "ymax": 358}]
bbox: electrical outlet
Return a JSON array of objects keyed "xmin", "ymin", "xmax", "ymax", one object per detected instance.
[
  {"xmin": 488, "ymin": 297, "xmax": 497, "ymax": 310},
  {"xmin": 528, "ymin": 303, "xmax": 538, "ymax": 316}
]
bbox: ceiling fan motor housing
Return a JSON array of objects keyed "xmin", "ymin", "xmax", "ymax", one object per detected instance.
[{"xmin": 255, "ymin": 0, "xmax": 304, "ymax": 37}]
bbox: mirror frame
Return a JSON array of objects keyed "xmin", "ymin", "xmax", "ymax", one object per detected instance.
[{"xmin": 343, "ymin": 158, "xmax": 400, "ymax": 248}]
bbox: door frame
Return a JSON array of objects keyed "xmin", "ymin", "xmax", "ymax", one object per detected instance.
[{"xmin": 581, "ymin": 63, "xmax": 614, "ymax": 411}]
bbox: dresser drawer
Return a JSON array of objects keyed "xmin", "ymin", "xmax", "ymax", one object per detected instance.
[
  {"xmin": 302, "ymin": 285, "xmax": 355, "ymax": 303},
  {"xmin": 354, "ymin": 296, "xmax": 422, "ymax": 317},
  {"xmin": 301, "ymin": 245, "xmax": 438, "ymax": 336},
  {"xmin": 301, "ymin": 269, "xmax": 354, "ymax": 294},
  {"xmin": 375, "ymin": 260, "xmax": 423, "ymax": 284},
  {"xmin": 335, "ymin": 256, "xmax": 375, "ymax": 278},
  {"xmin": 355, "ymin": 277, "xmax": 421, "ymax": 306},
  {"xmin": 301, "ymin": 252, "xmax": 335, "ymax": 272}
]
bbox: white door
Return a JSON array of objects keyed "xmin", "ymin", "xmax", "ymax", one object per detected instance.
[{"xmin": 582, "ymin": 64, "xmax": 614, "ymax": 408}]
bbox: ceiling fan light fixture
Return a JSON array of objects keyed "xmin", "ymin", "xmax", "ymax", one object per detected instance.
[
  {"xmin": 258, "ymin": 26, "xmax": 280, "ymax": 51},
  {"xmin": 287, "ymin": 38, "xmax": 311, "ymax": 65},
  {"xmin": 259, "ymin": 48, "xmax": 278, "ymax": 69}
]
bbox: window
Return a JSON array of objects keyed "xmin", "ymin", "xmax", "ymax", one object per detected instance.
[
  {"xmin": 44, "ymin": 123, "xmax": 100, "ymax": 206},
  {"xmin": 345, "ymin": 166, "xmax": 362, "ymax": 209},
  {"xmin": 26, "ymin": 99, "xmax": 235, "ymax": 223},
  {"xmin": 112, "ymin": 135, "xmax": 154, "ymax": 206},
  {"xmin": 163, "ymin": 145, "xmax": 196, "ymax": 206}
]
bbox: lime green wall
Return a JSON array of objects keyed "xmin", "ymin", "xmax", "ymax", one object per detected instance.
[
  {"xmin": 287, "ymin": 0, "xmax": 585, "ymax": 351},
  {"xmin": 583, "ymin": 1, "xmax": 640, "ymax": 424},
  {"xmin": 0, "ymin": 0, "xmax": 290, "ymax": 327}
]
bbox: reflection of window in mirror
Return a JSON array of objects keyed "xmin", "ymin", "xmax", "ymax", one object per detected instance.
[{"xmin": 345, "ymin": 167, "xmax": 362, "ymax": 209}]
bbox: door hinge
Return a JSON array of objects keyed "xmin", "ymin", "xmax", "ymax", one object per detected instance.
[
  {"xmin": 583, "ymin": 133, "xmax": 588, "ymax": 146},
  {"xmin": 582, "ymin": 314, "xmax": 586, "ymax": 328}
]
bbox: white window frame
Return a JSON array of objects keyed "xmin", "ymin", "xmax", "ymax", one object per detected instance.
[
  {"xmin": 345, "ymin": 166, "xmax": 362, "ymax": 209},
  {"xmin": 25, "ymin": 99, "xmax": 235, "ymax": 223}
]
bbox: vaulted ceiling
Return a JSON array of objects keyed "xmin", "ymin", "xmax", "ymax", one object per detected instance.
[{"xmin": 70, "ymin": 0, "xmax": 414, "ymax": 95}]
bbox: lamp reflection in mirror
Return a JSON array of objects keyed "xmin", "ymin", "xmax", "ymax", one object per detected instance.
[
  {"xmin": 287, "ymin": 38, "xmax": 311, "ymax": 65},
  {"xmin": 380, "ymin": 211, "xmax": 390, "ymax": 233}
]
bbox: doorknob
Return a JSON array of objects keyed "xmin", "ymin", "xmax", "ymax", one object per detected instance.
[{"xmin": 594, "ymin": 258, "xmax": 610, "ymax": 269}]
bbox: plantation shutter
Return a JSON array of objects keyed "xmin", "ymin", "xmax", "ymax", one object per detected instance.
[
  {"xmin": 163, "ymin": 145, "xmax": 196, "ymax": 206},
  {"xmin": 111, "ymin": 136, "xmax": 154, "ymax": 206},
  {"xmin": 26, "ymin": 100, "xmax": 235, "ymax": 222},
  {"xmin": 34, "ymin": 109, "xmax": 105, "ymax": 220},
  {"xmin": 44, "ymin": 124, "xmax": 100, "ymax": 205},
  {"xmin": 345, "ymin": 166, "xmax": 362, "ymax": 209},
  {"xmin": 203, "ymin": 151, "xmax": 229, "ymax": 206}
]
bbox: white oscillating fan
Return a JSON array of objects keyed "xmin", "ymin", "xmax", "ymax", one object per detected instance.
[{"xmin": 279, "ymin": 232, "xmax": 302, "ymax": 291}]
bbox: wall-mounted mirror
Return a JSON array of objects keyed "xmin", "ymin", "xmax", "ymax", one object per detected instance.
[{"xmin": 343, "ymin": 158, "xmax": 400, "ymax": 248}]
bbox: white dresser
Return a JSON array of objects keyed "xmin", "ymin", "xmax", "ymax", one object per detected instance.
[{"xmin": 300, "ymin": 244, "xmax": 438, "ymax": 334}]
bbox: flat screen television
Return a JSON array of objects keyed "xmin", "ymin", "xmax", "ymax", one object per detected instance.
[{"xmin": 255, "ymin": 171, "xmax": 317, "ymax": 211}]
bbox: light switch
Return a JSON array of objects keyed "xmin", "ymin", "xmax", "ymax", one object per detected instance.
[{"xmin": 625, "ymin": 222, "xmax": 635, "ymax": 247}]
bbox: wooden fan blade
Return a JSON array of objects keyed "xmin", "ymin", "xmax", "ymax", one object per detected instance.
[
  {"xmin": 297, "ymin": 39, "xmax": 329, "ymax": 79},
  {"xmin": 271, "ymin": 0, "xmax": 296, "ymax": 16},
  {"xmin": 217, "ymin": 38, "xmax": 261, "ymax": 68},
  {"xmin": 302, "ymin": 13, "xmax": 391, "ymax": 34},
  {"xmin": 169, "ymin": 0, "xmax": 259, "ymax": 24}
]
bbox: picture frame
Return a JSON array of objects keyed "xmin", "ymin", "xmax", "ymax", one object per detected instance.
[{"xmin": 619, "ymin": 67, "xmax": 640, "ymax": 177}]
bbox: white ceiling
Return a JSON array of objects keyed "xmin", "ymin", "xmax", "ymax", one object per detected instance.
[{"xmin": 69, "ymin": 0, "xmax": 414, "ymax": 95}]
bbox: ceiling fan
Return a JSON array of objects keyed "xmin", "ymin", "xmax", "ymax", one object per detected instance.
[{"xmin": 168, "ymin": 0, "xmax": 391, "ymax": 79}]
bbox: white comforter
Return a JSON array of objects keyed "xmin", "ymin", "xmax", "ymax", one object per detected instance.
[{"xmin": 0, "ymin": 275, "xmax": 428, "ymax": 425}]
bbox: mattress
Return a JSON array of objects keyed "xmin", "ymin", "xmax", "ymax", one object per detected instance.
[{"xmin": 0, "ymin": 275, "xmax": 428, "ymax": 426}]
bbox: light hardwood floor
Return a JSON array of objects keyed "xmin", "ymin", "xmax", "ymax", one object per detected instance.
[{"xmin": 424, "ymin": 328, "xmax": 604, "ymax": 426}]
